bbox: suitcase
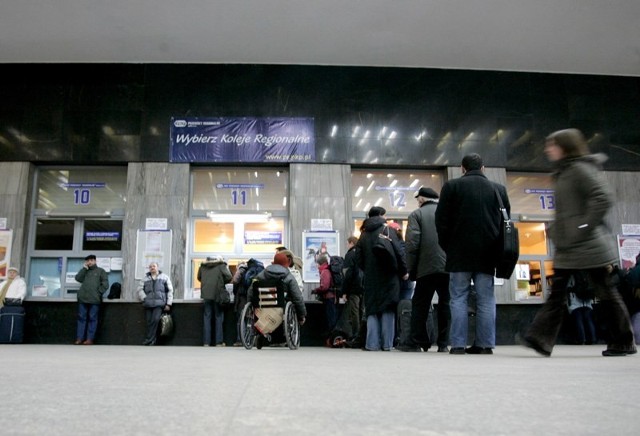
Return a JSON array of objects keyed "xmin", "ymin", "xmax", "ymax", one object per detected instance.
[{"xmin": 0, "ymin": 306, "xmax": 25, "ymax": 343}]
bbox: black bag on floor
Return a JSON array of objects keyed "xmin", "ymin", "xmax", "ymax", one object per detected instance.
[
  {"xmin": 397, "ymin": 299, "xmax": 412, "ymax": 346},
  {"xmin": 0, "ymin": 306, "xmax": 25, "ymax": 343}
]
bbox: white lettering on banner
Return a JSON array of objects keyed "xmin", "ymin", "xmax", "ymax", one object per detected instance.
[
  {"xmin": 254, "ymin": 134, "xmax": 311, "ymax": 147},
  {"xmin": 175, "ymin": 134, "xmax": 217, "ymax": 146},
  {"xmin": 220, "ymin": 134, "xmax": 251, "ymax": 146}
]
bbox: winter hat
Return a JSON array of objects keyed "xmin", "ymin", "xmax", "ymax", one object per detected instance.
[
  {"xmin": 387, "ymin": 222, "xmax": 401, "ymax": 231},
  {"xmin": 415, "ymin": 187, "xmax": 439, "ymax": 199},
  {"xmin": 273, "ymin": 252, "xmax": 289, "ymax": 267}
]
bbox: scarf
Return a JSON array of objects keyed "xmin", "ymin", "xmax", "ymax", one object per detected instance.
[{"xmin": 0, "ymin": 277, "xmax": 14, "ymax": 308}]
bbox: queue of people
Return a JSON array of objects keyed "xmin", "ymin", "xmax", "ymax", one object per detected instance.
[{"xmin": 9, "ymin": 132, "xmax": 636, "ymax": 353}]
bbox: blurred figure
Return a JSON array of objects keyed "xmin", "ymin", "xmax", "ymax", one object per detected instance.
[{"xmin": 521, "ymin": 129, "xmax": 635, "ymax": 357}]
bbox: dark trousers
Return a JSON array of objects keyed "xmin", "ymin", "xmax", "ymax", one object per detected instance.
[
  {"xmin": 526, "ymin": 268, "xmax": 635, "ymax": 352},
  {"xmin": 334, "ymin": 294, "xmax": 362, "ymax": 338},
  {"xmin": 324, "ymin": 298, "xmax": 337, "ymax": 334},
  {"xmin": 410, "ymin": 273, "xmax": 450, "ymax": 348},
  {"xmin": 571, "ymin": 307, "xmax": 597, "ymax": 345},
  {"xmin": 143, "ymin": 306, "xmax": 163, "ymax": 345}
]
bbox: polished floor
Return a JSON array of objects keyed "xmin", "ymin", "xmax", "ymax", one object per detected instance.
[{"xmin": 1, "ymin": 344, "xmax": 637, "ymax": 435}]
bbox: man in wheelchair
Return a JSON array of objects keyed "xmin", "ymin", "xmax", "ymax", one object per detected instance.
[{"xmin": 242, "ymin": 252, "xmax": 307, "ymax": 349}]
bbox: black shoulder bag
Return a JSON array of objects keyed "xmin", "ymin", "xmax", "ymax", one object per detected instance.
[{"xmin": 494, "ymin": 188, "xmax": 519, "ymax": 279}]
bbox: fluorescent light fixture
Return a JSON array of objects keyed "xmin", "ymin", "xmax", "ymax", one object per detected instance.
[{"xmin": 206, "ymin": 212, "xmax": 272, "ymax": 223}]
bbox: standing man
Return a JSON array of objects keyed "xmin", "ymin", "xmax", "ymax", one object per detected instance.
[
  {"xmin": 198, "ymin": 255, "xmax": 232, "ymax": 347},
  {"xmin": 436, "ymin": 154, "xmax": 510, "ymax": 355},
  {"xmin": 75, "ymin": 254, "xmax": 108, "ymax": 345},
  {"xmin": 0, "ymin": 267, "xmax": 27, "ymax": 307},
  {"xmin": 401, "ymin": 187, "xmax": 450, "ymax": 353}
]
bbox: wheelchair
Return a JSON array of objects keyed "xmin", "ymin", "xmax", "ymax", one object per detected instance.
[{"xmin": 239, "ymin": 278, "xmax": 301, "ymax": 350}]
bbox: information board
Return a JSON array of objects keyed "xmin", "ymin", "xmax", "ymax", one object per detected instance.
[{"xmin": 135, "ymin": 230, "xmax": 172, "ymax": 279}]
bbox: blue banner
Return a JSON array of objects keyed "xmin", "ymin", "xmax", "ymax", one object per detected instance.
[{"xmin": 170, "ymin": 117, "xmax": 315, "ymax": 163}]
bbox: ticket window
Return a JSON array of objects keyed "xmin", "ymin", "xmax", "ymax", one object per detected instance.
[
  {"xmin": 191, "ymin": 217, "xmax": 285, "ymax": 291},
  {"xmin": 514, "ymin": 222, "xmax": 553, "ymax": 301}
]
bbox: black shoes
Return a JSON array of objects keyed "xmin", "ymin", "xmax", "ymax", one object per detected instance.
[
  {"xmin": 449, "ymin": 347, "xmax": 465, "ymax": 355},
  {"xmin": 396, "ymin": 344, "xmax": 422, "ymax": 352},
  {"xmin": 465, "ymin": 345, "xmax": 493, "ymax": 355},
  {"xmin": 516, "ymin": 334, "xmax": 551, "ymax": 357},
  {"xmin": 437, "ymin": 346, "xmax": 449, "ymax": 353},
  {"xmin": 602, "ymin": 347, "xmax": 637, "ymax": 357}
]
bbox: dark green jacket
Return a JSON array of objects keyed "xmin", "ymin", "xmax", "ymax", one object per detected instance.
[{"xmin": 75, "ymin": 265, "xmax": 109, "ymax": 304}]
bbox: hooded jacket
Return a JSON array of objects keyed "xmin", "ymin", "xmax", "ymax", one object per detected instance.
[
  {"xmin": 356, "ymin": 215, "xmax": 406, "ymax": 316},
  {"xmin": 252, "ymin": 264, "xmax": 307, "ymax": 318},
  {"xmin": 197, "ymin": 259, "xmax": 232, "ymax": 302},
  {"xmin": 548, "ymin": 153, "xmax": 617, "ymax": 269}
]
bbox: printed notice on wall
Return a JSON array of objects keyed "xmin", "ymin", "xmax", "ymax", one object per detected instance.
[
  {"xmin": 621, "ymin": 224, "xmax": 640, "ymax": 235},
  {"xmin": 146, "ymin": 218, "xmax": 168, "ymax": 231}
]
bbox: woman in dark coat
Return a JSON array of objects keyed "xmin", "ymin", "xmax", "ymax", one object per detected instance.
[
  {"xmin": 522, "ymin": 129, "xmax": 636, "ymax": 357},
  {"xmin": 356, "ymin": 206, "xmax": 408, "ymax": 351}
]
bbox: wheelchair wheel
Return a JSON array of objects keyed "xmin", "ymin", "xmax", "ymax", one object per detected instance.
[
  {"xmin": 239, "ymin": 302, "xmax": 255, "ymax": 350},
  {"xmin": 284, "ymin": 301, "xmax": 300, "ymax": 350}
]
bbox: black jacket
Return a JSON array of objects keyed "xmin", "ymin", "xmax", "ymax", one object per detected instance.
[
  {"xmin": 356, "ymin": 216, "xmax": 407, "ymax": 316},
  {"xmin": 435, "ymin": 169, "xmax": 509, "ymax": 275}
]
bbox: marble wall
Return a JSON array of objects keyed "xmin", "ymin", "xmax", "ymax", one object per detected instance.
[
  {"xmin": 123, "ymin": 163, "xmax": 190, "ymax": 300},
  {"xmin": 288, "ymin": 163, "xmax": 352, "ymax": 299}
]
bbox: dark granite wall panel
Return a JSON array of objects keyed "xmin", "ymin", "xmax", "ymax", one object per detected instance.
[{"xmin": 1, "ymin": 64, "xmax": 638, "ymax": 170}]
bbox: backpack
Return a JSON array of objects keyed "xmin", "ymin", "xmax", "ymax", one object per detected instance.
[
  {"xmin": 329, "ymin": 255, "xmax": 344, "ymax": 290},
  {"xmin": 243, "ymin": 259, "xmax": 265, "ymax": 290},
  {"xmin": 107, "ymin": 282, "xmax": 121, "ymax": 299}
]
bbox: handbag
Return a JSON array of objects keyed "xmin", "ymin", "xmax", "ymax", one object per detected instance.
[
  {"xmin": 159, "ymin": 313, "xmax": 174, "ymax": 337},
  {"xmin": 494, "ymin": 187, "xmax": 519, "ymax": 279},
  {"xmin": 372, "ymin": 225, "xmax": 398, "ymax": 273}
]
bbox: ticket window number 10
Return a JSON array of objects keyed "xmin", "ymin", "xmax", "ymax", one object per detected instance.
[{"xmin": 73, "ymin": 189, "xmax": 91, "ymax": 205}]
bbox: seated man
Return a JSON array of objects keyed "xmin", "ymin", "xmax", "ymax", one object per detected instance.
[
  {"xmin": 250, "ymin": 253, "xmax": 307, "ymax": 343},
  {"xmin": 1, "ymin": 267, "xmax": 27, "ymax": 308}
]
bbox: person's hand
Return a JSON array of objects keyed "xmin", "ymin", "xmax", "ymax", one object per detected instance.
[
  {"xmin": 163, "ymin": 305, "xmax": 171, "ymax": 312},
  {"xmin": 298, "ymin": 316, "xmax": 306, "ymax": 325},
  {"xmin": 402, "ymin": 273, "xmax": 409, "ymax": 281}
]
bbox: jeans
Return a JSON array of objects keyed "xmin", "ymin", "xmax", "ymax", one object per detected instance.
[
  {"xmin": 449, "ymin": 272, "xmax": 495, "ymax": 348},
  {"xmin": 76, "ymin": 303, "xmax": 100, "ymax": 341},
  {"xmin": 411, "ymin": 273, "xmax": 450, "ymax": 348},
  {"xmin": 366, "ymin": 310, "xmax": 395, "ymax": 351},
  {"xmin": 526, "ymin": 268, "xmax": 635, "ymax": 353},
  {"xmin": 204, "ymin": 300, "xmax": 225, "ymax": 345}
]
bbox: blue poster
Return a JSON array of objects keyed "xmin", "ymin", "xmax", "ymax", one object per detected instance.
[{"xmin": 170, "ymin": 117, "xmax": 315, "ymax": 163}]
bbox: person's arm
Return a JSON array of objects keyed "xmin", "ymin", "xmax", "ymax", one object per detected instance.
[
  {"xmin": 287, "ymin": 276, "xmax": 307, "ymax": 323},
  {"xmin": 435, "ymin": 184, "xmax": 451, "ymax": 251},
  {"xmin": 75, "ymin": 267, "xmax": 87, "ymax": 283},
  {"xmin": 222, "ymin": 265, "xmax": 233, "ymax": 284},
  {"xmin": 405, "ymin": 212, "xmax": 421, "ymax": 278},
  {"xmin": 99, "ymin": 269, "xmax": 109, "ymax": 294},
  {"xmin": 164, "ymin": 275, "xmax": 174, "ymax": 308},
  {"xmin": 137, "ymin": 279, "xmax": 146, "ymax": 302}
]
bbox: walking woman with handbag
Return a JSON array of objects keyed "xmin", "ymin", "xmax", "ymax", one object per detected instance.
[{"xmin": 521, "ymin": 129, "xmax": 636, "ymax": 357}]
